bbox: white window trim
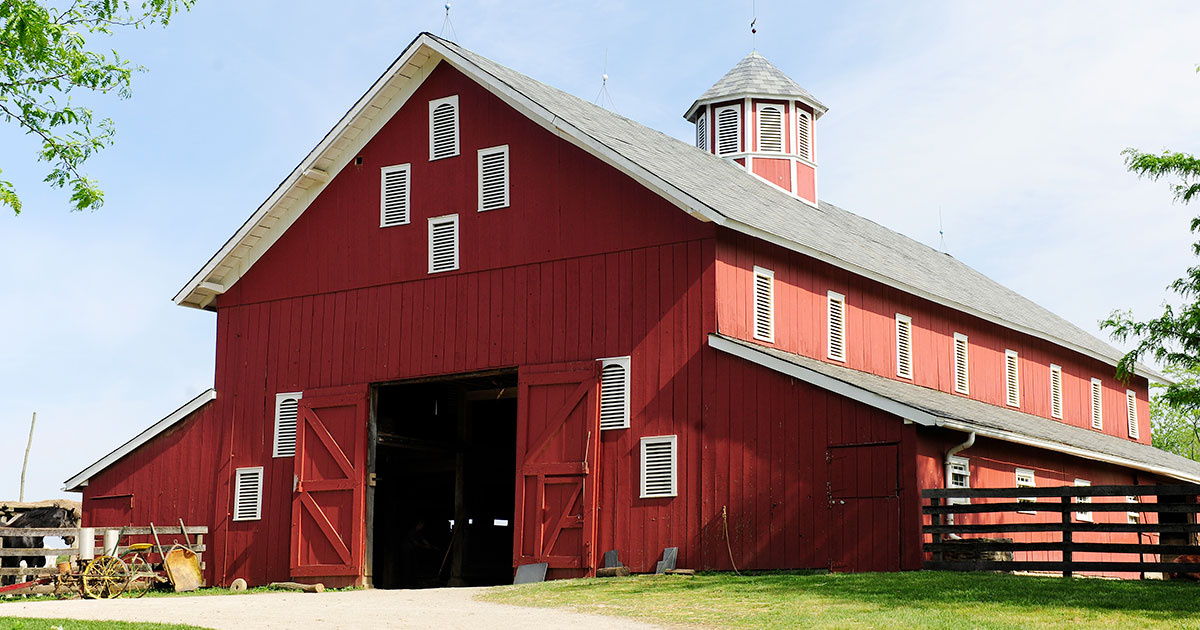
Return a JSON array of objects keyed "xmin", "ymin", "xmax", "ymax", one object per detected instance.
[
  {"xmin": 1049, "ymin": 364, "xmax": 1063, "ymax": 419},
  {"xmin": 752, "ymin": 266, "xmax": 775, "ymax": 343},
  {"xmin": 1127, "ymin": 495, "xmax": 1141, "ymax": 524},
  {"xmin": 233, "ymin": 466, "xmax": 264, "ymax": 522},
  {"xmin": 640, "ymin": 435, "xmax": 678, "ymax": 499},
  {"xmin": 427, "ymin": 214, "xmax": 460, "ymax": 273},
  {"xmin": 1074, "ymin": 478, "xmax": 1092, "ymax": 522},
  {"xmin": 714, "ymin": 105, "xmax": 741, "ymax": 156},
  {"xmin": 598, "ymin": 356, "xmax": 631, "ymax": 431},
  {"xmin": 272, "ymin": 391, "xmax": 303, "ymax": 458},
  {"xmin": 1004, "ymin": 349, "xmax": 1020, "ymax": 408},
  {"xmin": 953, "ymin": 333, "xmax": 969, "ymax": 395},
  {"xmin": 895, "ymin": 313, "xmax": 913, "ymax": 380},
  {"xmin": 1126, "ymin": 389, "xmax": 1140, "ymax": 439},
  {"xmin": 827, "ymin": 290, "xmax": 846, "ymax": 362},
  {"xmin": 1090, "ymin": 378, "xmax": 1103, "ymax": 430},
  {"xmin": 754, "ymin": 102, "xmax": 784, "ymax": 153},
  {"xmin": 947, "ymin": 455, "xmax": 970, "ymax": 506},
  {"xmin": 428, "ymin": 94, "xmax": 460, "ymax": 161},
  {"xmin": 477, "ymin": 144, "xmax": 510, "ymax": 212},
  {"xmin": 1015, "ymin": 468, "xmax": 1036, "ymax": 514},
  {"xmin": 379, "ymin": 163, "xmax": 412, "ymax": 227}
]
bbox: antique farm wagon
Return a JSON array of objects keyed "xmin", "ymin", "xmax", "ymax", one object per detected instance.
[{"xmin": 64, "ymin": 33, "xmax": 1200, "ymax": 587}]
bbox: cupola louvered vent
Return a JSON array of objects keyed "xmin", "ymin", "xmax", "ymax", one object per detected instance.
[
  {"xmin": 895, "ymin": 314, "xmax": 912, "ymax": 379},
  {"xmin": 753, "ymin": 267, "xmax": 774, "ymax": 342},
  {"xmin": 233, "ymin": 467, "xmax": 263, "ymax": 521},
  {"xmin": 827, "ymin": 291, "xmax": 846, "ymax": 362},
  {"xmin": 1126, "ymin": 389, "xmax": 1139, "ymax": 439},
  {"xmin": 1050, "ymin": 364, "xmax": 1063, "ymax": 419},
  {"xmin": 1005, "ymin": 350, "xmax": 1020, "ymax": 407},
  {"xmin": 429, "ymin": 95, "xmax": 459, "ymax": 161},
  {"xmin": 428, "ymin": 214, "xmax": 459, "ymax": 273},
  {"xmin": 640, "ymin": 435, "xmax": 677, "ymax": 498},
  {"xmin": 1090, "ymin": 378, "xmax": 1103, "ymax": 429},
  {"xmin": 756, "ymin": 104, "xmax": 783, "ymax": 153},
  {"xmin": 478, "ymin": 145, "xmax": 509, "ymax": 212},
  {"xmin": 696, "ymin": 112, "xmax": 707, "ymax": 151},
  {"xmin": 272, "ymin": 392, "xmax": 302, "ymax": 458},
  {"xmin": 715, "ymin": 106, "xmax": 740, "ymax": 156},
  {"xmin": 953, "ymin": 333, "xmax": 969, "ymax": 394},
  {"xmin": 599, "ymin": 356, "xmax": 631, "ymax": 430},
  {"xmin": 380, "ymin": 164, "xmax": 410, "ymax": 227},
  {"xmin": 796, "ymin": 110, "xmax": 812, "ymax": 161}
]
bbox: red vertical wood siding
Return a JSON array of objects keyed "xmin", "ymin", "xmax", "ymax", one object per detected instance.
[{"xmin": 714, "ymin": 231, "xmax": 1152, "ymax": 444}]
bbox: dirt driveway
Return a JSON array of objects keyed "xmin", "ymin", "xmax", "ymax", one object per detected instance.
[{"xmin": 1, "ymin": 587, "xmax": 661, "ymax": 629}]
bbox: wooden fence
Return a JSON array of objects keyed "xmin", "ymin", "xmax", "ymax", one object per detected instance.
[
  {"xmin": 923, "ymin": 484, "xmax": 1200, "ymax": 577},
  {"xmin": 0, "ymin": 525, "xmax": 207, "ymax": 583}
]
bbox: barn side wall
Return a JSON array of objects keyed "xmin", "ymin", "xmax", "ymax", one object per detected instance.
[{"xmin": 714, "ymin": 231, "xmax": 1151, "ymax": 444}]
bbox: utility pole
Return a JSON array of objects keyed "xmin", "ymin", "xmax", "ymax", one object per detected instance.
[{"xmin": 19, "ymin": 412, "xmax": 36, "ymax": 502}]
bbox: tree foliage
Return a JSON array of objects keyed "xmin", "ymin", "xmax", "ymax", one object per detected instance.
[
  {"xmin": 1150, "ymin": 365, "xmax": 1200, "ymax": 461},
  {"xmin": 0, "ymin": 0, "xmax": 192, "ymax": 214}
]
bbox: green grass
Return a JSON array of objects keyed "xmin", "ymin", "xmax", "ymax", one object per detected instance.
[
  {"xmin": 0, "ymin": 619, "xmax": 209, "ymax": 630},
  {"xmin": 480, "ymin": 570, "xmax": 1200, "ymax": 629}
]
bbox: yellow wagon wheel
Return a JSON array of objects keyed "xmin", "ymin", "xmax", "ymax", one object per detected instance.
[
  {"xmin": 125, "ymin": 555, "xmax": 154, "ymax": 598},
  {"xmin": 80, "ymin": 556, "xmax": 129, "ymax": 599}
]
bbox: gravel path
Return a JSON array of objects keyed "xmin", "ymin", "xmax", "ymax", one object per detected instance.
[{"xmin": 0, "ymin": 587, "xmax": 662, "ymax": 629}]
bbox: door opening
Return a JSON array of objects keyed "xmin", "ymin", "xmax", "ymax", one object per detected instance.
[{"xmin": 371, "ymin": 371, "xmax": 517, "ymax": 588}]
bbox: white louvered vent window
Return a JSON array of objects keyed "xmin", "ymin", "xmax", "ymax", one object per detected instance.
[
  {"xmin": 715, "ymin": 106, "xmax": 740, "ymax": 156},
  {"xmin": 1075, "ymin": 478, "xmax": 1092, "ymax": 522},
  {"xmin": 380, "ymin": 164, "xmax": 411, "ymax": 227},
  {"xmin": 752, "ymin": 266, "xmax": 774, "ymax": 343},
  {"xmin": 953, "ymin": 333, "xmax": 969, "ymax": 395},
  {"xmin": 756, "ymin": 104, "xmax": 783, "ymax": 153},
  {"xmin": 696, "ymin": 111, "xmax": 707, "ymax": 151},
  {"xmin": 640, "ymin": 435, "xmax": 677, "ymax": 498},
  {"xmin": 1004, "ymin": 350, "xmax": 1020, "ymax": 407},
  {"xmin": 478, "ymin": 145, "xmax": 509, "ymax": 212},
  {"xmin": 233, "ymin": 467, "xmax": 263, "ymax": 522},
  {"xmin": 1049, "ymin": 364, "xmax": 1063, "ymax": 419},
  {"xmin": 1090, "ymin": 378, "xmax": 1103, "ymax": 430},
  {"xmin": 598, "ymin": 356, "xmax": 631, "ymax": 431},
  {"xmin": 1016, "ymin": 468, "xmax": 1036, "ymax": 513},
  {"xmin": 947, "ymin": 456, "xmax": 970, "ymax": 505},
  {"xmin": 1126, "ymin": 389, "xmax": 1139, "ymax": 439},
  {"xmin": 428, "ymin": 214, "xmax": 459, "ymax": 273},
  {"xmin": 796, "ymin": 110, "xmax": 812, "ymax": 161},
  {"xmin": 272, "ymin": 392, "xmax": 302, "ymax": 458},
  {"xmin": 827, "ymin": 291, "xmax": 846, "ymax": 362},
  {"xmin": 895, "ymin": 314, "xmax": 913, "ymax": 380},
  {"xmin": 428, "ymin": 95, "xmax": 459, "ymax": 161}
]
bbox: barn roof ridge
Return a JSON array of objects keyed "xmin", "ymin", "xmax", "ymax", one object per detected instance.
[
  {"xmin": 710, "ymin": 334, "xmax": 1200, "ymax": 484},
  {"xmin": 172, "ymin": 32, "xmax": 1159, "ymax": 382}
]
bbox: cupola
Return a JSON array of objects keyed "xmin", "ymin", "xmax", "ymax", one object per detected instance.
[{"xmin": 685, "ymin": 52, "xmax": 827, "ymax": 205}]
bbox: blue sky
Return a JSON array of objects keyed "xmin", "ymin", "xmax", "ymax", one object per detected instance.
[{"xmin": 2, "ymin": 1, "xmax": 1199, "ymax": 501}]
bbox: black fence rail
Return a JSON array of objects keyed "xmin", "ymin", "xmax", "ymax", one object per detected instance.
[{"xmin": 922, "ymin": 484, "xmax": 1200, "ymax": 577}]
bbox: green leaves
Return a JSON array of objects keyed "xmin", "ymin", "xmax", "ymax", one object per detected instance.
[
  {"xmin": 1122, "ymin": 148, "xmax": 1200, "ymax": 204},
  {"xmin": 0, "ymin": 0, "xmax": 193, "ymax": 214}
]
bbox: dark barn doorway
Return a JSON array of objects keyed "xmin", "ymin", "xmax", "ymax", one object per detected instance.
[{"xmin": 371, "ymin": 371, "xmax": 518, "ymax": 588}]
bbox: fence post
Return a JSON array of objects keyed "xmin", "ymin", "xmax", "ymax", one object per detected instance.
[
  {"xmin": 930, "ymin": 496, "xmax": 942, "ymax": 565},
  {"xmin": 1061, "ymin": 495, "xmax": 1073, "ymax": 578}
]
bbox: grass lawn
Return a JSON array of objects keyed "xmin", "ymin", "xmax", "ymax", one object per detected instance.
[
  {"xmin": 0, "ymin": 619, "xmax": 209, "ymax": 630},
  {"xmin": 480, "ymin": 570, "xmax": 1200, "ymax": 629}
]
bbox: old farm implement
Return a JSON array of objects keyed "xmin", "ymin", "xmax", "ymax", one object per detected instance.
[{"xmin": 0, "ymin": 523, "xmax": 206, "ymax": 598}]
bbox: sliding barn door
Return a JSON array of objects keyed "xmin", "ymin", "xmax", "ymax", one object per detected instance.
[
  {"xmin": 291, "ymin": 385, "xmax": 369, "ymax": 580},
  {"xmin": 513, "ymin": 362, "xmax": 602, "ymax": 575}
]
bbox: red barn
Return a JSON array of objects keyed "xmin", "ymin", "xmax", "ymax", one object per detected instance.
[{"xmin": 64, "ymin": 33, "xmax": 1200, "ymax": 587}]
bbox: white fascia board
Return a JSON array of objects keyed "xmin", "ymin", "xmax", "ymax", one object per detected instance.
[
  {"xmin": 714, "ymin": 216, "xmax": 1162, "ymax": 384},
  {"xmin": 685, "ymin": 93, "xmax": 828, "ymax": 123},
  {"xmin": 62, "ymin": 389, "xmax": 217, "ymax": 492},
  {"xmin": 710, "ymin": 333, "xmax": 1199, "ymax": 484},
  {"xmin": 707, "ymin": 333, "xmax": 940, "ymax": 427}
]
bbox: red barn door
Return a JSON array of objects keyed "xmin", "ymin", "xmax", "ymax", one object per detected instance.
[
  {"xmin": 291, "ymin": 385, "xmax": 369, "ymax": 582},
  {"xmin": 828, "ymin": 443, "xmax": 901, "ymax": 572},
  {"xmin": 513, "ymin": 362, "xmax": 602, "ymax": 577}
]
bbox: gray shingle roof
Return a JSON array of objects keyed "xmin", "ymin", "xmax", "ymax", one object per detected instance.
[
  {"xmin": 434, "ymin": 34, "xmax": 1151, "ymax": 380},
  {"xmin": 687, "ymin": 51, "xmax": 827, "ymax": 119},
  {"xmin": 714, "ymin": 334, "xmax": 1200, "ymax": 482}
]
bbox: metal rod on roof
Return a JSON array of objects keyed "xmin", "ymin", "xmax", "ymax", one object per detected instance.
[{"xmin": 19, "ymin": 412, "xmax": 36, "ymax": 502}]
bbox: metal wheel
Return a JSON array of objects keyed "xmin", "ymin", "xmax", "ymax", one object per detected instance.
[
  {"xmin": 125, "ymin": 555, "xmax": 154, "ymax": 598},
  {"xmin": 80, "ymin": 556, "xmax": 129, "ymax": 599}
]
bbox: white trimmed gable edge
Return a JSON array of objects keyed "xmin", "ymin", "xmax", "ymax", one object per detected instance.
[{"xmin": 171, "ymin": 33, "xmax": 1162, "ymax": 385}]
